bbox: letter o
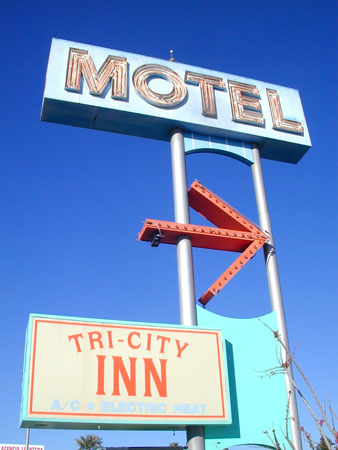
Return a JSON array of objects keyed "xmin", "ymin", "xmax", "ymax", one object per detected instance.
[{"xmin": 133, "ymin": 64, "xmax": 187, "ymax": 108}]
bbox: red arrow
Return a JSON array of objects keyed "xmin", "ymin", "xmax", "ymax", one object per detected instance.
[{"xmin": 138, "ymin": 180, "xmax": 268, "ymax": 306}]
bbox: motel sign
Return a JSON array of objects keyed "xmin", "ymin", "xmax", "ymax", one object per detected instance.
[
  {"xmin": 20, "ymin": 38, "xmax": 311, "ymax": 450},
  {"xmin": 41, "ymin": 39, "xmax": 310, "ymax": 163}
]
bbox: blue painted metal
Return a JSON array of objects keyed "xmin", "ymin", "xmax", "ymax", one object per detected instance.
[
  {"xmin": 197, "ymin": 307, "xmax": 290, "ymax": 450},
  {"xmin": 41, "ymin": 39, "xmax": 311, "ymax": 164},
  {"xmin": 184, "ymin": 132, "xmax": 253, "ymax": 165},
  {"xmin": 21, "ymin": 310, "xmax": 289, "ymax": 446}
]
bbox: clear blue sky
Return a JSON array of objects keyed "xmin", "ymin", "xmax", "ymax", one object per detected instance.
[{"xmin": 1, "ymin": 0, "xmax": 337, "ymax": 448}]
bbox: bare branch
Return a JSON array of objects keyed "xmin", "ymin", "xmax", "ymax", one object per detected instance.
[
  {"xmin": 259, "ymin": 319, "xmax": 335, "ymax": 437},
  {"xmin": 259, "ymin": 318, "xmax": 337, "ymax": 450},
  {"xmin": 329, "ymin": 398, "xmax": 337, "ymax": 431},
  {"xmin": 285, "ymin": 390, "xmax": 292, "ymax": 440},
  {"xmin": 264, "ymin": 429, "xmax": 283, "ymax": 450}
]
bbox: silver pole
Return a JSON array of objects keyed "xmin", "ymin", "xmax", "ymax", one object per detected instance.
[
  {"xmin": 251, "ymin": 144, "xmax": 302, "ymax": 450},
  {"xmin": 170, "ymin": 128, "xmax": 205, "ymax": 450},
  {"xmin": 25, "ymin": 428, "xmax": 30, "ymax": 450}
]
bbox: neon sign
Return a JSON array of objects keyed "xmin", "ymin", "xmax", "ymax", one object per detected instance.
[{"xmin": 41, "ymin": 39, "xmax": 311, "ymax": 164}]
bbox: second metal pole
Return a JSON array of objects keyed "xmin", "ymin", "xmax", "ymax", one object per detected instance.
[
  {"xmin": 170, "ymin": 128, "xmax": 205, "ymax": 450},
  {"xmin": 25, "ymin": 428, "xmax": 30, "ymax": 450},
  {"xmin": 251, "ymin": 144, "xmax": 302, "ymax": 450}
]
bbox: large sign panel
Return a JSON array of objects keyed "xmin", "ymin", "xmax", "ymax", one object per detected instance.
[
  {"xmin": 21, "ymin": 314, "xmax": 229, "ymax": 429},
  {"xmin": 41, "ymin": 39, "xmax": 311, "ymax": 164}
]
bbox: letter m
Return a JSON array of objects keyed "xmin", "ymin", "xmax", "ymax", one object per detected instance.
[{"xmin": 65, "ymin": 47, "xmax": 127, "ymax": 99}]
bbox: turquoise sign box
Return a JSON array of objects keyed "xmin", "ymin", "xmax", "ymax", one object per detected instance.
[
  {"xmin": 21, "ymin": 309, "xmax": 289, "ymax": 449},
  {"xmin": 184, "ymin": 132, "xmax": 254, "ymax": 165},
  {"xmin": 197, "ymin": 307, "xmax": 289, "ymax": 449},
  {"xmin": 41, "ymin": 38, "xmax": 311, "ymax": 164}
]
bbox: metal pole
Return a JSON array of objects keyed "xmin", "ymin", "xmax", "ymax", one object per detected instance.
[
  {"xmin": 170, "ymin": 128, "xmax": 205, "ymax": 450},
  {"xmin": 25, "ymin": 428, "xmax": 30, "ymax": 450},
  {"xmin": 251, "ymin": 144, "xmax": 302, "ymax": 450}
]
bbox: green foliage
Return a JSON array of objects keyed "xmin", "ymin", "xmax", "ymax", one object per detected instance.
[
  {"xmin": 75, "ymin": 434, "xmax": 103, "ymax": 450},
  {"xmin": 316, "ymin": 436, "xmax": 333, "ymax": 450}
]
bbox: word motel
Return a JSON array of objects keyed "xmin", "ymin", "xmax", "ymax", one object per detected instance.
[
  {"xmin": 65, "ymin": 47, "xmax": 303, "ymax": 135},
  {"xmin": 42, "ymin": 39, "xmax": 311, "ymax": 164}
]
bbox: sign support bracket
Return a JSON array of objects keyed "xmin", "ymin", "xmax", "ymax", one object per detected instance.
[
  {"xmin": 251, "ymin": 143, "xmax": 302, "ymax": 450},
  {"xmin": 170, "ymin": 128, "xmax": 205, "ymax": 450}
]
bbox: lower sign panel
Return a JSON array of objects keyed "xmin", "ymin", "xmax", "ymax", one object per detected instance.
[{"xmin": 21, "ymin": 314, "xmax": 229, "ymax": 429}]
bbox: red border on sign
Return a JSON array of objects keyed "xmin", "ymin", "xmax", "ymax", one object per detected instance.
[{"xmin": 28, "ymin": 318, "xmax": 227, "ymax": 421}]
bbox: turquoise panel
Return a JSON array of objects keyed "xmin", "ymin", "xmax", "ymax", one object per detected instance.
[
  {"xmin": 20, "ymin": 315, "xmax": 34, "ymax": 426},
  {"xmin": 197, "ymin": 307, "xmax": 289, "ymax": 449},
  {"xmin": 184, "ymin": 132, "xmax": 253, "ymax": 165},
  {"xmin": 21, "ymin": 310, "xmax": 290, "ymax": 443}
]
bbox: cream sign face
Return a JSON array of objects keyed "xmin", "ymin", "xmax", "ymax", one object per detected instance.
[{"xmin": 21, "ymin": 315, "xmax": 229, "ymax": 429}]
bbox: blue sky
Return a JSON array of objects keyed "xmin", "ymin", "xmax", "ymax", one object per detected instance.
[{"xmin": 1, "ymin": 0, "xmax": 337, "ymax": 448}]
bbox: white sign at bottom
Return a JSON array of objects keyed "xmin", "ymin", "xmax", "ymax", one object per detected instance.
[{"xmin": 0, "ymin": 445, "xmax": 44, "ymax": 450}]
